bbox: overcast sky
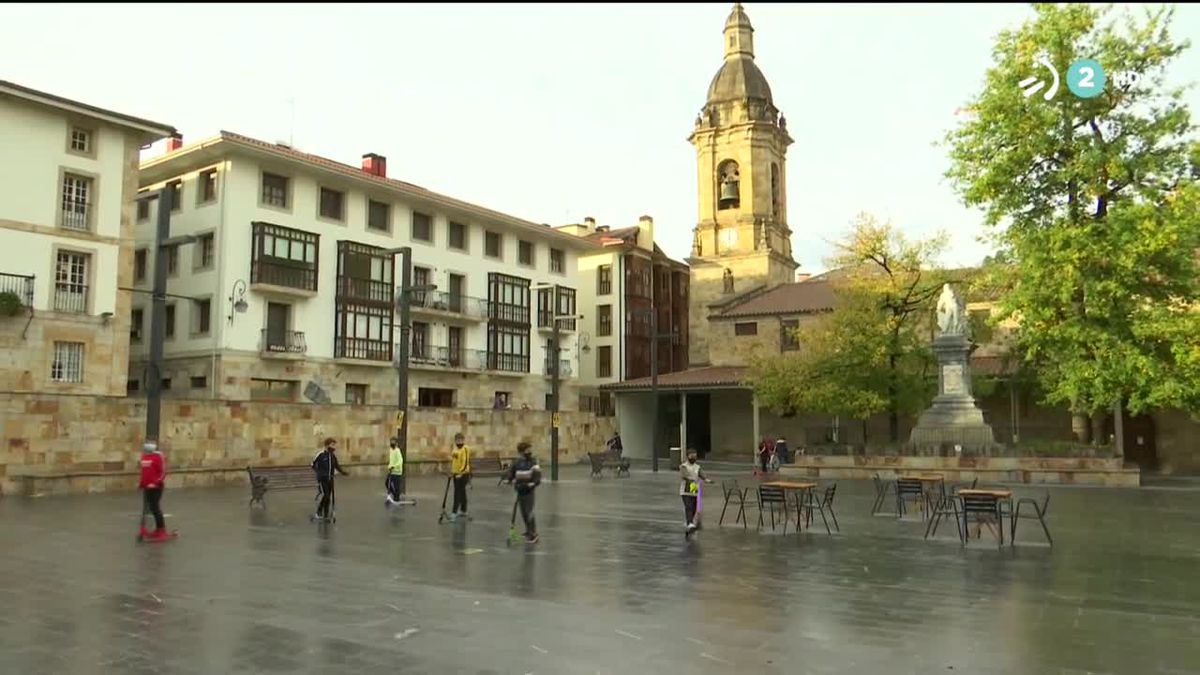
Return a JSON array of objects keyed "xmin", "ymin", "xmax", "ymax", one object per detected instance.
[{"xmin": 3, "ymin": 3, "xmax": 1198, "ymax": 272}]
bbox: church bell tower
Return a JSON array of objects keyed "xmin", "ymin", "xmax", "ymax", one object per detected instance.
[{"xmin": 687, "ymin": 3, "xmax": 798, "ymax": 366}]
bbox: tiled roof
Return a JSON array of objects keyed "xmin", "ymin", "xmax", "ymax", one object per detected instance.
[
  {"xmin": 582, "ymin": 226, "xmax": 640, "ymax": 245},
  {"xmin": 714, "ymin": 278, "xmax": 837, "ymax": 319},
  {"xmin": 141, "ymin": 131, "xmax": 599, "ymax": 250},
  {"xmin": 600, "ymin": 366, "xmax": 748, "ymax": 392}
]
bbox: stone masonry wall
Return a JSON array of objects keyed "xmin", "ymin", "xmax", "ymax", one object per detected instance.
[{"xmin": 0, "ymin": 393, "xmax": 615, "ymax": 495}]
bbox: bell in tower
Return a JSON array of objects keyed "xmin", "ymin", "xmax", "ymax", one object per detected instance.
[{"xmin": 718, "ymin": 161, "xmax": 740, "ymax": 210}]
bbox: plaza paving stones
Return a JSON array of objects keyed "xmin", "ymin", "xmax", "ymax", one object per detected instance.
[{"xmin": 1, "ymin": 467, "xmax": 1198, "ymax": 674}]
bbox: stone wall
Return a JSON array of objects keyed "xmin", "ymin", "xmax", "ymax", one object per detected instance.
[
  {"xmin": 780, "ymin": 455, "xmax": 1140, "ymax": 487},
  {"xmin": 706, "ymin": 313, "xmax": 820, "ymax": 368},
  {"xmin": 0, "ymin": 393, "xmax": 615, "ymax": 496}
]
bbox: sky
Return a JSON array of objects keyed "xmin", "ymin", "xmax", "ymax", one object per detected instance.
[{"xmin": 3, "ymin": 3, "xmax": 1198, "ymax": 273}]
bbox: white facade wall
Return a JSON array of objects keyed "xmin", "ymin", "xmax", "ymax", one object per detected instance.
[
  {"xmin": 135, "ymin": 143, "xmax": 588, "ymax": 379},
  {"xmin": 0, "ymin": 96, "xmax": 129, "ymax": 314},
  {"xmin": 576, "ymin": 248, "xmax": 622, "ymax": 386}
]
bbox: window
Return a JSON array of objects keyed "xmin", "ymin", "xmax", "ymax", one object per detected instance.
[
  {"xmin": 164, "ymin": 304, "xmax": 176, "ymax": 339},
  {"xmin": 69, "ymin": 127, "xmax": 91, "ymax": 154},
  {"xmin": 417, "ymin": 387, "xmax": 455, "ymax": 407},
  {"xmin": 518, "ymin": 240, "xmax": 534, "ymax": 266},
  {"xmin": 250, "ymin": 378, "xmax": 298, "ymax": 401},
  {"xmin": 251, "ymin": 222, "xmax": 319, "ymax": 291},
  {"xmin": 597, "ymin": 304, "xmax": 612, "ymax": 336},
  {"xmin": 367, "ymin": 199, "xmax": 390, "ymax": 231},
  {"xmin": 50, "ymin": 342, "xmax": 84, "ymax": 383},
  {"xmin": 550, "ymin": 248, "xmax": 565, "ymax": 274},
  {"xmin": 411, "ymin": 321, "xmax": 430, "ymax": 359},
  {"xmin": 597, "ymin": 265, "xmax": 612, "ymax": 295},
  {"xmin": 734, "ymin": 321, "xmax": 758, "ymax": 336},
  {"xmin": 193, "ymin": 298, "xmax": 211, "ymax": 335},
  {"xmin": 492, "ymin": 391, "xmax": 511, "ymax": 409},
  {"xmin": 165, "ymin": 245, "xmax": 179, "ymax": 277},
  {"xmin": 127, "ymin": 379, "xmax": 140, "ymax": 394},
  {"xmin": 487, "ymin": 272, "xmax": 531, "ymax": 373},
  {"xmin": 484, "ymin": 231, "xmax": 502, "ymax": 259},
  {"xmin": 61, "ymin": 173, "xmax": 92, "ymax": 230},
  {"xmin": 261, "ymin": 172, "xmax": 289, "ymax": 208},
  {"xmin": 137, "ymin": 198, "xmax": 150, "ymax": 221},
  {"xmin": 412, "ymin": 266, "xmax": 431, "ymax": 306},
  {"xmin": 780, "ymin": 319, "xmax": 799, "ymax": 352},
  {"xmin": 199, "ymin": 169, "xmax": 218, "ymax": 203},
  {"xmin": 190, "ymin": 376, "xmax": 207, "ymax": 389},
  {"xmin": 598, "ymin": 345, "xmax": 613, "ymax": 378},
  {"xmin": 196, "ymin": 234, "xmax": 215, "ymax": 270},
  {"xmin": 166, "ymin": 180, "xmax": 182, "ymax": 212},
  {"xmin": 412, "ymin": 211, "xmax": 433, "ymax": 242},
  {"xmin": 134, "ymin": 249, "xmax": 148, "ymax": 283},
  {"xmin": 162, "ymin": 378, "xmax": 173, "ymax": 391},
  {"xmin": 448, "ymin": 221, "xmax": 467, "ymax": 251},
  {"xmin": 345, "ymin": 383, "xmax": 368, "ymax": 406},
  {"xmin": 537, "ymin": 286, "xmax": 576, "ymax": 331},
  {"xmin": 53, "ymin": 250, "xmax": 89, "ymax": 313},
  {"xmin": 335, "ymin": 302, "xmax": 393, "ymax": 361},
  {"xmin": 319, "ymin": 187, "xmax": 345, "ymax": 221},
  {"xmin": 336, "ymin": 241, "xmax": 394, "ymax": 303},
  {"xmin": 130, "ymin": 308, "xmax": 144, "ymax": 343}
]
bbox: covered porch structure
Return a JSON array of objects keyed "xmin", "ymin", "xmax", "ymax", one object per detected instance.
[{"xmin": 601, "ymin": 366, "xmax": 768, "ymax": 464}]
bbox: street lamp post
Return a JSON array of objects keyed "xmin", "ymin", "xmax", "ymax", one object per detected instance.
[
  {"xmin": 138, "ymin": 188, "xmax": 197, "ymax": 443},
  {"xmin": 632, "ymin": 305, "xmax": 678, "ymax": 473},
  {"xmin": 381, "ymin": 246, "xmax": 435, "ymax": 483}
]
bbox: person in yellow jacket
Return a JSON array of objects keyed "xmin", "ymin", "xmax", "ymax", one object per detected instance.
[
  {"xmin": 449, "ymin": 433, "xmax": 472, "ymax": 521},
  {"xmin": 385, "ymin": 438, "xmax": 405, "ymax": 506}
]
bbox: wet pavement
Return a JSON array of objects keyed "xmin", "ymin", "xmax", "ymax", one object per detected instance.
[{"xmin": 1, "ymin": 466, "xmax": 1198, "ymax": 674}]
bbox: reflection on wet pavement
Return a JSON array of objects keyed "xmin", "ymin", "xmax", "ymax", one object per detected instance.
[{"xmin": 1, "ymin": 468, "xmax": 1198, "ymax": 674}]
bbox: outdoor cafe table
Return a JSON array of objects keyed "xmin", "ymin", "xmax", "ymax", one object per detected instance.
[
  {"xmin": 760, "ymin": 481, "xmax": 817, "ymax": 530},
  {"xmin": 957, "ymin": 488, "xmax": 1014, "ymax": 539}
]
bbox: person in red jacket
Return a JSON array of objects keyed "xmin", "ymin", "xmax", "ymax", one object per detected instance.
[{"xmin": 139, "ymin": 441, "xmax": 169, "ymax": 540}]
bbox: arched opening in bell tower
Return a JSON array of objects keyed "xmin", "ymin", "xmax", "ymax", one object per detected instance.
[{"xmin": 717, "ymin": 160, "xmax": 740, "ymax": 210}]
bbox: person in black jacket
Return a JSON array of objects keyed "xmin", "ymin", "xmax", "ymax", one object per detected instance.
[
  {"xmin": 505, "ymin": 442, "xmax": 543, "ymax": 544},
  {"xmin": 311, "ymin": 437, "xmax": 348, "ymax": 521}
]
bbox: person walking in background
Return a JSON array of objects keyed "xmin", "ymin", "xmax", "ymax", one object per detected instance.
[
  {"xmin": 311, "ymin": 437, "xmax": 348, "ymax": 522},
  {"xmin": 138, "ymin": 440, "xmax": 170, "ymax": 541},
  {"xmin": 606, "ymin": 431, "xmax": 623, "ymax": 456},
  {"xmin": 774, "ymin": 436, "xmax": 790, "ymax": 465},
  {"xmin": 385, "ymin": 437, "xmax": 405, "ymax": 506},
  {"xmin": 449, "ymin": 433, "xmax": 472, "ymax": 521},
  {"xmin": 505, "ymin": 442, "xmax": 543, "ymax": 544},
  {"xmin": 679, "ymin": 447, "xmax": 712, "ymax": 539},
  {"xmin": 758, "ymin": 437, "xmax": 773, "ymax": 474}
]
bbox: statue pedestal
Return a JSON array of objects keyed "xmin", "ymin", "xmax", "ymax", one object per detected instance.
[{"xmin": 908, "ymin": 334, "xmax": 997, "ymax": 455}]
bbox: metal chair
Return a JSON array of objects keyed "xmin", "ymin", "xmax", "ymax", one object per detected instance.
[
  {"xmin": 895, "ymin": 478, "xmax": 927, "ymax": 520},
  {"xmin": 756, "ymin": 485, "xmax": 793, "ymax": 534},
  {"xmin": 1010, "ymin": 491, "xmax": 1052, "ymax": 546},
  {"xmin": 800, "ymin": 483, "xmax": 837, "ymax": 534},
  {"xmin": 924, "ymin": 490, "xmax": 963, "ymax": 541},
  {"xmin": 718, "ymin": 479, "xmax": 752, "ymax": 528},
  {"xmin": 960, "ymin": 493, "xmax": 1005, "ymax": 547},
  {"xmin": 871, "ymin": 473, "xmax": 894, "ymax": 515}
]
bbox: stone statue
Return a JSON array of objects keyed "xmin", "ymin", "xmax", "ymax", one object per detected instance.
[
  {"xmin": 723, "ymin": 268, "xmax": 735, "ymax": 294},
  {"xmin": 779, "ymin": 114, "xmax": 787, "ymax": 131},
  {"xmin": 692, "ymin": 229, "xmax": 702, "ymax": 257},
  {"xmin": 757, "ymin": 219, "xmax": 769, "ymax": 250},
  {"xmin": 935, "ymin": 283, "xmax": 966, "ymax": 336},
  {"xmin": 695, "ymin": 113, "xmax": 703, "ymax": 128},
  {"xmin": 708, "ymin": 106, "xmax": 719, "ymax": 127}
]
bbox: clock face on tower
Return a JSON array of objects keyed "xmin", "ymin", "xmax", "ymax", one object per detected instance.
[{"xmin": 719, "ymin": 228, "xmax": 738, "ymax": 250}]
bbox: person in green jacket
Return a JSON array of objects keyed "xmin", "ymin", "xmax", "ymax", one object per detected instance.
[{"xmin": 385, "ymin": 437, "xmax": 405, "ymax": 506}]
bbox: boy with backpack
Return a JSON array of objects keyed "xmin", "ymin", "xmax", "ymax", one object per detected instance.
[
  {"xmin": 505, "ymin": 442, "xmax": 543, "ymax": 544},
  {"xmin": 311, "ymin": 437, "xmax": 348, "ymax": 522}
]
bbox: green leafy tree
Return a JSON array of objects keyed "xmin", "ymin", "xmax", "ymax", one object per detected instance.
[
  {"xmin": 750, "ymin": 214, "xmax": 947, "ymax": 443},
  {"xmin": 945, "ymin": 3, "xmax": 1200, "ymax": 441}
]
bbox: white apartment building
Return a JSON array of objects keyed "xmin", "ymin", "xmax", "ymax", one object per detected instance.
[
  {"xmin": 131, "ymin": 132, "xmax": 596, "ymax": 410},
  {"xmin": 0, "ymin": 80, "xmax": 175, "ymax": 396}
]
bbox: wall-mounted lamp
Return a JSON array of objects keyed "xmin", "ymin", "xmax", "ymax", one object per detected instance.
[{"xmin": 228, "ymin": 279, "xmax": 248, "ymax": 324}]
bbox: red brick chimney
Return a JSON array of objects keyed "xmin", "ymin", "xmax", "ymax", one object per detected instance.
[
  {"xmin": 166, "ymin": 134, "xmax": 183, "ymax": 152},
  {"xmin": 362, "ymin": 153, "xmax": 387, "ymax": 177}
]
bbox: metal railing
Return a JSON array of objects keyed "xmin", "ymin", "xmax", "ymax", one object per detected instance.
[
  {"xmin": 0, "ymin": 272, "xmax": 34, "ymax": 306},
  {"xmin": 53, "ymin": 282, "xmax": 88, "ymax": 313},
  {"xmin": 251, "ymin": 260, "xmax": 317, "ymax": 292},
  {"xmin": 544, "ymin": 358, "xmax": 573, "ymax": 378},
  {"xmin": 403, "ymin": 344, "xmax": 530, "ymax": 373},
  {"xmin": 260, "ymin": 329, "xmax": 307, "ymax": 354},
  {"xmin": 334, "ymin": 337, "xmax": 391, "ymax": 361},
  {"xmin": 410, "ymin": 290, "xmax": 489, "ymax": 319},
  {"xmin": 61, "ymin": 200, "xmax": 89, "ymax": 231},
  {"xmin": 336, "ymin": 277, "xmax": 393, "ymax": 304}
]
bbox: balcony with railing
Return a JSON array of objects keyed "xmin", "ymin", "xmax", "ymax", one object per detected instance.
[
  {"xmin": 537, "ymin": 310, "xmax": 577, "ymax": 332},
  {"xmin": 334, "ymin": 336, "xmax": 391, "ymax": 362},
  {"xmin": 251, "ymin": 222, "xmax": 319, "ymax": 294},
  {"xmin": 260, "ymin": 329, "xmax": 307, "ymax": 357},
  {"xmin": 0, "ymin": 272, "xmax": 34, "ymax": 308},
  {"xmin": 403, "ymin": 343, "xmax": 531, "ymax": 374},
  {"xmin": 53, "ymin": 282, "xmax": 88, "ymax": 313},
  {"xmin": 336, "ymin": 277, "xmax": 393, "ymax": 305},
  {"xmin": 543, "ymin": 358, "xmax": 573, "ymax": 378},
  {"xmin": 409, "ymin": 290, "xmax": 489, "ymax": 321},
  {"xmin": 61, "ymin": 199, "xmax": 89, "ymax": 231}
]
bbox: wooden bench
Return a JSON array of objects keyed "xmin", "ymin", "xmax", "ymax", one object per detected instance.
[
  {"xmin": 587, "ymin": 451, "xmax": 631, "ymax": 478},
  {"xmin": 247, "ymin": 465, "xmax": 315, "ymax": 507},
  {"xmin": 467, "ymin": 456, "xmax": 513, "ymax": 485}
]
